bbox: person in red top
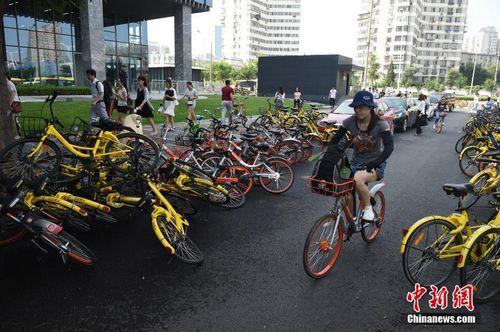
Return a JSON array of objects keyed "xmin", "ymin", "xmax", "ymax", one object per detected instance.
[{"xmin": 221, "ymin": 80, "xmax": 235, "ymax": 124}]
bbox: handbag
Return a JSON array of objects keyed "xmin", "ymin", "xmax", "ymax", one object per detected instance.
[{"xmin": 11, "ymin": 101, "xmax": 22, "ymax": 114}]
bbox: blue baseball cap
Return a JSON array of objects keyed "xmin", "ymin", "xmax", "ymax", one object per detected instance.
[{"xmin": 349, "ymin": 91, "xmax": 377, "ymax": 109}]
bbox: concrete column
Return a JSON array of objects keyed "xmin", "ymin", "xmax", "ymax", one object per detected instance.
[
  {"xmin": 174, "ymin": 5, "xmax": 192, "ymax": 81},
  {"xmin": 80, "ymin": 0, "xmax": 106, "ymax": 81}
]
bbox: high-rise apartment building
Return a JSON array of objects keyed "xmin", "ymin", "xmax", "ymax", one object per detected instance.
[
  {"xmin": 356, "ymin": 0, "xmax": 468, "ymax": 85},
  {"xmin": 220, "ymin": 0, "xmax": 301, "ymax": 63},
  {"xmin": 462, "ymin": 26, "xmax": 498, "ymax": 54}
]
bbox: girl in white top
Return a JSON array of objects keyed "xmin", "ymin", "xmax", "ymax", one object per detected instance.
[
  {"xmin": 293, "ymin": 87, "xmax": 302, "ymax": 109},
  {"xmin": 162, "ymin": 79, "xmax": 178, "ymax": 131},
  {"xmin": 179, "ymin": 81, "xmax": 198, "ymax": 121},
  {"xmin": 115, "ymin": 78, "xmax": 128, "ymax": 123}
]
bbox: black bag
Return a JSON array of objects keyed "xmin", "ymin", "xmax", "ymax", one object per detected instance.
[{"xmin": 310, "ymin": 144, "xmax": 349, "ymax": 195}]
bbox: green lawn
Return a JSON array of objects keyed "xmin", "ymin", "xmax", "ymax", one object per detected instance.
[{"xmin": 20, "ymin": 95, "xmax": 298, "ymax": 128}]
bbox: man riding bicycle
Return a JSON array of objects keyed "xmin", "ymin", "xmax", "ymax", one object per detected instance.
[{"xmin": 328, "ymin": 91, "xmax": 394, "ymax": 221}]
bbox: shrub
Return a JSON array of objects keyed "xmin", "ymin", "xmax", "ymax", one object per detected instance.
[{"xmin": 17, "ymin": 84, "xmax": 91, "ymax": 96}]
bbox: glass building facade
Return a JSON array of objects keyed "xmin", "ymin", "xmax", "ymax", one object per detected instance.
[
  {"xmin": 3, "ymin": 0, "xmax": 149, "ymax": 89},
  {"xmin": 3, "ymin": 1, "xmax": 80, "ymax": 86}
]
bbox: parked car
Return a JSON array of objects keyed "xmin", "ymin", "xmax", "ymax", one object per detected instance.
[
  {"xmin": 381, "ymin": 97, "xmax": 417, "ymax": 132},
  {"xmin": 323, "ymin": 99, "xmax": 394, "ymax": 133}
]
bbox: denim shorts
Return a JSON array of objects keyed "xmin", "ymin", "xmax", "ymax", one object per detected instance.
[{"xmin": 351, "ymin": 161, "xmax": 387, "ymax": 180}]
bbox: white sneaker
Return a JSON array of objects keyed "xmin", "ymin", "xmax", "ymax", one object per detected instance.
[
  {"xmin": 362, "ymin": 205, "xmax": 375, "ymax": 221},
  {"xmin": 432, "ymin": 124, "xmax": 436, "ymax": 129}
]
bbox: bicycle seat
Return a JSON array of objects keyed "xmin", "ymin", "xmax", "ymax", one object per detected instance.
[
  {"xmin": 91, "ymin": 119, "xmax": 124, "ymax": 131},
  {"xmin": 240, "ymin": 133, "xmax": 257, "ymax": 141},
  {"xmin": 254, "ymin": 142, "xmax": 269, "ymax": 151},
  {"xmin": 442, "ymin": 183, "xmax": 473, "ymax": 197}
]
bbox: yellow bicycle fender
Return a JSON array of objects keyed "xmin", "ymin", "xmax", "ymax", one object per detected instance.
[
  {"xmin": 400, "ymin": 215, "xmax": 452, "ymax": 253},
  {"xmin": 151, "ymin": 217, "xmax": 176, "ymax": 255},
  {"xmin": 457, "ymin": 225, "xmax": 497, "ymax": 268},
  {"xmin": 470, "ymin": 168, "xmax": 495, "ymax": 183},
  {"xmin": 33, "ymin": 195, "xmax": 89, "ymax": 217}
]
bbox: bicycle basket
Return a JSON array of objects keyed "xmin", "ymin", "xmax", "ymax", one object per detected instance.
[
  {"xmin": 307, "ymin": 178, "xmax": 355, "ymax": 197},
  {"xmin": 15, "ymin": 116, "xmax": 48, "ymax": 138}
]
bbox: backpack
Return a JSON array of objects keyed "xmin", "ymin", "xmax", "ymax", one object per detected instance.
[{"xmin": 310, "ymin": 144, "xmax": 351, "ymax": 196}]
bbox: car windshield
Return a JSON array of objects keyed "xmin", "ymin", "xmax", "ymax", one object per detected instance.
[
  {"xmin": 382, "ymin": 98, "xmax": 407, "ymax": 110},
  {"xmin": 334, "ymin": 100, "xmax": 354, "ymax": 114}
]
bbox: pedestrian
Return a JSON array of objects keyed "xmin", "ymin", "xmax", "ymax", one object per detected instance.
[
  {"xmin": 380, "ymin": 89, "xmax": 386, "ymax": 98},
  {"xmin": 483, "ymin": 97, "xmax": 493, "ymax": 112},
  {"xmin": 103, "ymin": 80, "xmax": 115, "ymax": 118},
  {"xmin": 221, "ymin": 79, "xmax": 234, "ymax": 125},
  {"xmin": 135, "ymin": 76, "xmax": 157, "ymax": 135},
  {"xmin": 433, "ymin": 100, "xmax": 446, "ymax": 131},
  {"xmin": 415, "ymin": 94, "xmax": 426, "ymax": 136},
  {"xmin": 373, "ymin": 89, "xmax": 380, "ymax": 99},
  {"xmin": 6, "ymin": 73, "xmax": 21, "ymax": 114},
  {"xmin": 329, "ymin": 86, "xmax": 337, "ymax": 108},
  {"xmin": 86, "ymin": 69, "xmax": 108, "ymax": 123},
  {"xmin": 293, "ymin": 87, "xmax": 302, "ymax": 109},
  {"xmin": 115, "ymin": 78, "xmax": 128, "ymax": 123},
  {"xmin": 473, "ymin": 94, "xmax": 479, "ymax": 113},
  {"xmin": 161, "ymin": 78, "xmax": 177, "ymax": 131},
  {"xmin": 274, "ymin": 87, "xmax": 285, "ymax": 110},
  {"xmin": 119, "ymin": 65, "xmax": 128, "ymax": 90},
  {"xmin": 180, "ymin": 81, "xmax": 198, "ymax": 121}
]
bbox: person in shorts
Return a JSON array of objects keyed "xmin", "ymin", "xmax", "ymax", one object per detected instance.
[
  {"xmin": 328, "ymin": 90, "xmax": 394, "ymax": 221},
  {"xmin": 115, "ymin": 78, "xmax": 128, "ymax": 123},
  {"xmin": 180, "ymin": 81, "xmax": 198, "ymax": 121},
  {"xmin": 221, "ymin": 80, "xmax": 234, "ymax": 125},
  {"xmin": 86, "ymin": 69, "xmax": 109, "ymax": 123},
  {"xmin": 135, "ymin": 76, "xmax": 156, "ymax": 135}
]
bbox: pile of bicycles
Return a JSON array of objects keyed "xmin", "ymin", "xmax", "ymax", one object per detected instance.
[
  {"xmin": 0, "ymin": 92, "xmax": 333, "ymax": 268},
  {"xmin": 401, "ymin": 112, "xmax": 500, "ymax": 303}
]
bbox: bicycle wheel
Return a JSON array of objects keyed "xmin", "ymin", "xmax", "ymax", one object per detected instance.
[
  {"xmin": 462, "ymin": 173, "xmax": 489, "ymax": 209},
  {"xmin": 460, "ymin": 227, "xmax": 500, "ymax": 303},
  {"xmin": 152, "ymin": 214, "xmax": 203, "ymax": 264},
  {"xmin": 459, "ymin": 147, "xmax": 482, "ymax": 178},
  {"xmin": 361, "ymin": 191, "xmax": 385, "ymax": 243},
  {"xmin": 220, "ymin": 184, "xmax": 246, "ymax": 209},
  {"xmin": 259, "ymin": 158, "xmax": 294, "ymax": 194},
  {"xmin": 219, "ymin": 165, "xmax": 254, "ymax": 195},
  {"xmin": 300, "ymin": 140, "xmax": 314, "ymax": 162},
  {"xmin": 40, "ymin": 230, "xmax": 96, "ymax": 266},
  {"xmin": 36, "ymin": 202, "xmax": 91, "ymax": 232},
  {"xmin": 0, "ymin": 138, "xmax": 61, "ymax": 186},
  {"xmin": 200, "ymin": 155, "xmax": 232, "ymax": 178},
  {"xmin": 303, "ymin": 214, "xmax": 344, "ymax": 279},
  {"xmin": 402, "ymin": 219, "xmax": 461, "ymax": 287},
  {"xmin": 454, "ymin": 135, "xmax": 466, "ymax": 154},
  {"xmin": 0, "ymin": 217, "xmax": 27, "ymax": 246},
  {"xmin": 282, "ymin": 116, "xmax": 302, "ymax": 128},
  {"xmin": 105, "ymin": 132, "xmax": 159, "ymax": 175},
  {"xmin": 275, "ymin": 140, "xmax": 300, "ymax": 164}
]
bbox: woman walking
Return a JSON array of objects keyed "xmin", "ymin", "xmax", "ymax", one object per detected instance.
[
  {"xmin": 180, "ymin": 81, "xmax": 198, "ymax": 121},
  {"xmin": 103, "ymin": 80, "xmax": 115, "ymax": 118},
  {"xmin": 135, "ymin": 76, "xmax": 157, "ymax": 135},
  {"xmin": 293, "ymin": 87, "xmax": 302, "ymax": 109},
  {"xmin": 115, "ymin": 78, "xmax": 128, "ymax": 123},
  {"xmin": 414, "ymin": 94, "xmax": 426, "ymax": 136},
  {"xmin": 161, "ymin": 78, "xmax": 177, "ymax": 132}
]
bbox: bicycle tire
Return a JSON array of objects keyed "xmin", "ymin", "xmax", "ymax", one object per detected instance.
[
  {"xmin": 219, "ymin": 184, "xmax": 246, "ymax": 209},
  {"xmin": 0, "ymin": 138, "xmax": 62, "ymax": 186},
  {"xmin": 152, "ymin": 214, "xmax": 204, "ymax": 264},
  {"xmin": 459, "ymin": 227, "xmax": 500, "ymax": 303},
  {"xmin": 41, "ymin": 230, "xmax": 96, "ymax": 266},
  {"xmin": 454, "ymin": 135, "xmax": 466, "ymax": 154},
  {"xmin": 105, "ymin": 132, "xmax": 159, "ymax": 175},
  {"xmin": 219, "ymin": 165, "xmax": 254, "ymax": 195},
  {"xmin": 361, "ymin": 191, "xmax": 385, "ymax": 243},
  {"xmin": 0, "ymin": 220, "xmax": 27, "ymax": 246},
  {"xmin": 462, "ymin": 173, "xmax": 489, "ymax": 209},
  {"xmin": 303, "ymin": 214, "xmax": 344, "ymax": 279},
  {"xmin": 459, "ymin": 146, "xmax": 482, "ymax": 178},
  {"xmin": 259, "ymin": 158, "xmax": 294, "ymax": 194},
  {"xmin": 402, "ymin": 218, "xmax": 461, "ymax": 287},
  {"xmin": 36, "ymin": 202, "xmax": 91, "ymax": 232}
]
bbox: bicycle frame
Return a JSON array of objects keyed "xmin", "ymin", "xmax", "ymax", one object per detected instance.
[
  {"xmin": 471, "ymin": 166, "xmax": 500, "ymax": 195},
  {"xmin": 29, "ymin": 124, "xmax": 123, "ymax": 160}
]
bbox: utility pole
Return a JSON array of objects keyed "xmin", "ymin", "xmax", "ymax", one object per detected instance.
[
  {"xmin": 495, "ymin": 51, "xmax": 499, "ymax": 85},
  {"xmin": 362, "ymin": 0, "xmax": 374, "ymax": 89},
  {"xmin": 210, "ymin": 42, "xmax": 213, "ymax": 83},
  {"xmin": 469, "ymin": 50, "xmax": 478, "ymax": 95}
]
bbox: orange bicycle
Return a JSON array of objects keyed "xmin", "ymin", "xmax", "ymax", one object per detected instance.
[{"xmin": 302, "ymin": 170, "xmax": 386, "ymax": 279}]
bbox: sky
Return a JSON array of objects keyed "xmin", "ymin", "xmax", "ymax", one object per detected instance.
[{"xmin": 148, "ymin": 0, "xmax": 500, "ymax": 59}]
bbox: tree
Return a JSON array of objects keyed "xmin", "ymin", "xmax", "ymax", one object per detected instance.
[
  {"xmin": 482, "ymin": 78, "xmax": 497, "ymax": 92},
  {"xmin": 234, "ymin": 60, "xmax": 258, "ymax": 80},
  {"xmin": 212, "ymin": 61, "xmax": 235, "ymax": 82},
  {"xmin": 424, "ymin": 78, "xmax": 444, "ymax": 92},
  {"xmin": 445, "ymin": 68, "xmax": 461, "ymax": 88},
  {"xmin": 401, "ymin": 67, "xmax": 416, "ymax": 87},
  {"xmin": 0, "ymin": 0, "xmax": 84, "ymax": 147},
  {"xmin": 384, "ymin": 60, "xmax": 395, "ymax": 87},
  {"xmin": 459, "ymin": 63, "xmax": 489, "ymax": 86},
  {"xmin": 456, "ymin": 74, "xmax": 468, "ymax": 89},
  {"xmin": 367, "ymin": 53, "xmax": 380, "ymax": 85}
]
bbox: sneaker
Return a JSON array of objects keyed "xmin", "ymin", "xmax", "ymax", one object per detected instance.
[
  {"xmin": 432, "ymin": 124, "xmax": 436, "ymax": 129},
  {"xmin": 362, "ymin": 205, "xmax": 375, "ymax": 221}
]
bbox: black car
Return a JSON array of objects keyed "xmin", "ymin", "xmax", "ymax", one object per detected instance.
[{"xmin": 381, "ymin": 97, "xmax": 417, "ymax": 132}]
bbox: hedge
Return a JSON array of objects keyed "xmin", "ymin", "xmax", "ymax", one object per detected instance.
[
  {"xmin": 454, "ymin": 95, "xmax": 490, "ymax": 101},
  {"xmin": 17, "ymin": 84, "xmax": 91, "ymax": 96}
]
